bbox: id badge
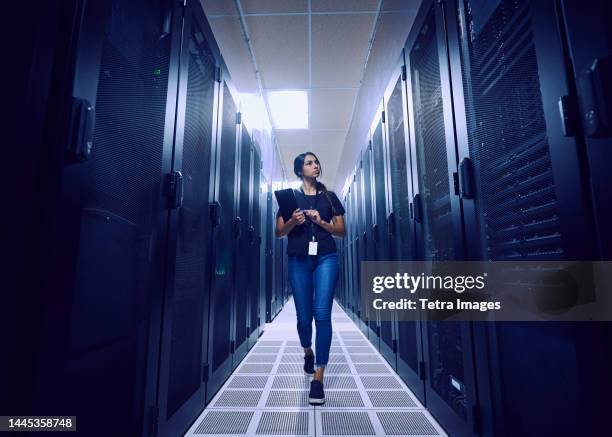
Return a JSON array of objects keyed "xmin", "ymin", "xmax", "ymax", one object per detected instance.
[{"xmin": 308, "ymin": 241, "xmax": 318, "ymax": 256}]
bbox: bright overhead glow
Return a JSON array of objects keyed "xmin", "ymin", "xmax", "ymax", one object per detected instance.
[
  {"xmin": 240, "ymin": 93, "xmax": 271, "ymax": 131},
  {"xmin": 267, "ymin": 90, "xmax": 309, "ymax": 129}
]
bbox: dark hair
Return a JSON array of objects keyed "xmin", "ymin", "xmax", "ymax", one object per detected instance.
[{"xmin": 293, "ymin": 152, "xmax": 327, "ymax": 192}]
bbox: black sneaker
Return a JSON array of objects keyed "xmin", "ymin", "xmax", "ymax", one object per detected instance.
[
  {"xmin": 304, "ymin": 353, "xmax": 315, "ymax": 376},
  {"xmin": 308, "ymin": 379, "xmax": 325, "ymax": 405}
]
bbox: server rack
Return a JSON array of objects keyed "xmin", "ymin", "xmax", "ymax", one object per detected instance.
[
  {"xmin": 248, "ymin": 145, "xmax": 263, "ymax": 347},
  {"xmin": 382, "ymin": 59, "xmax": 425, "ymax": 403},
  {"xmin": 264, "ymin": 190, "xmax": 274, "ymax": 323},
  {"xmin": 156, "ymin": 2, "xmax": 219, "ymax": 434},
  {"xmin": 11, "ymin": 1, "xmax": 281, "ymax": 435},
  {"xmin": 370, "ymin": 103, "xmax": 396, "ymax": 366},
  {"xmin": 26, "ymin": 0, "xmax": 178, "ymax": 435},
  {"xmin": 444, "ymin": 0, "xmax": 610, "ymax": 435},
  {"xmin": 404, "ymin": 1, "xmax": 478, "ymax": 435}
]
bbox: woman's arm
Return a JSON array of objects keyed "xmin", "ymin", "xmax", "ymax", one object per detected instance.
[
  {"xmin": 306, "ymin": 211, "xmax": 345, "ymax": 238},
  {"xmin": 275, "ymin": 208, "xmax": 305, "ymax": 238}
]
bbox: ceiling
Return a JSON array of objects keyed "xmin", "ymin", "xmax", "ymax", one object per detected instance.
[{"xmin": 202, "ymin": 0, "xmax": 420, "ymax": 192}]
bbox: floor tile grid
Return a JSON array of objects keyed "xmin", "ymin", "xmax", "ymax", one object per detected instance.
[{"xmin": 185, "ymin": 299, "xmax": 446, "ymax": 436}]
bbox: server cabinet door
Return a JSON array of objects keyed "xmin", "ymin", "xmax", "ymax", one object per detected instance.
[
  {"xmin": 206, "ymin": 75, "xmax": 239, "ymax": 401},
  {"xmin": 156, "ymin": 2, "xmax": 217, "ymax": 434},
  {"xmin": 561, "ymin": 0, "xmax": 612, "ymax": 258},
  {"xmin": 265, "ymin": 191, "xmax": 274, "ymax": 322},
  {"xmin": 350, "ymin": 181, "xmax": 361, "ymax": 322},
  {"xmin": 372, "ymin": 112, "xmax": 394, "ymax": 364},
  {"xmin": 372, "ymin": 117, "xmax": 390, "ymax": 262},
  {"xmin": 384, "ymin": 65, "xmax": 424, "ymax": 401},
  {"xmin": 405, "ymin": 1, "xmax": 477, "ymax": 435},
  {"xmin": 272, "ymin": 203, "xmax": 282, "ymax": 318},
  {"xmin": 556, "ymin": 5, "xmax": 612, "ymax": 428},
  {"xmin": 32, "ymin": 1, "xmax": 178, "ymax": 435},
  {"xmin": 446, "ymin": 0, "xmax": 606, "ymax": 434},
  {"xmin": 361, "ymin": 145, "xmax": 379, "ymax": 344},
  {"xmin": 355, "ymin": 161, "xmax": 369, "ymax": 335},
  {"xmin": 232, "ymin": 124, "xmax": 252, "ymax": 364},
  {"xmin": 248, "ymin": 147, "xmax": 262, "ymax": 346},
  {"xmin": 352, "ymin": 176, "xmax": 364, "ymax": 329}
]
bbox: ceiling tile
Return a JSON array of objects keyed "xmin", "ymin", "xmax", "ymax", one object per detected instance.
[
  {"xmin": 207, "ymin": 16, "xmax": 259, "ymax": 92},
  {"xmin": 200, "ymin": 0, "xmax": 236, "ymax": 16},
  {"xmin": 246, "ymin": 15, "xmax": 309, "ymax": 88},
  {"xmin": 311, "ymin": 130, "xmax": 346, "ymax": 153},
  {"xmin": 310, "ymin": 89, "xmax": 357, "ymax": 130},
  {"xmin": 311, "ymin": 14, "xmax": 375, "ymax": 88},
  {"xmin": 312, "ymin": 0, "xmax": 378, "ymax": 12},
  {"xmin": 382, "ymin": 0, "xmax": 421, "ymax": 12},
  {"xmin": 275, "ymin": 130, "xmax": 311, "ymax": 150},
  {"xmin": 242, "ymin": 0, "xmax": 308, "ymax": 14}
]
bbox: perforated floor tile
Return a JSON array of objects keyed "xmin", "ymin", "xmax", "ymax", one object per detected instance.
[
  {"xmin": 258, "ymin": 340, "xmax": 283, "ymax": 346},
  {"xmin": 187, "ymin": 298, "xmax": 446, "ymax": 436},
  {"xmin": 280, "ymin": 354, "xmax": 307, "ymax": 363},
  {"xmin": 247, "ymin": 354, "xmax": 277, "ymax": 363},
  {"xmin": 325, "ymin": 363, "xmax": 352, "ymax": 374},
  {"xmin": 213, "ymin": 390, "xmax": 262, "ymax": 408},
  {"xmin": 272, "ymin": 375, "xmax": 311, "ymax": 389},
  {"xmin": 252, "ymin": 346, "xmax": 282, "ymax": 354},
  {"xmin": 376, "ymin": 411, "xmax": 440, "ymax": 435},
  {"xmin": 343, "ymin": 341, "xmax": 369, "ymax": 347},
  {"xmin": 354, "ymin": 363, "xmax": 392, "ymax": 374},
  {"xmin": 360, "ymin": 376, "xmax": 403, "ymax": 389},
  {"xmin": 320, "ymin": 411, "xmax": 375, "ymax": 435},
  {"xmin": 350, "ymin": 354, "xmax": 382, "ymax": 363},
  {"xmin": 237, "ymin": 363, "xmax": 274, "ymax": 374},
  {"xmin": 366, "ymin": 391, "xmax": 418, "ymax": 408},
  {"xmin": 265, "ymin": 390, "xmax": 310, "ymax": 408},
  {"xmin": 256, "ymin": 411, "xmax": 309, "ymax": 435},
  {"xmin": 325, "ymin": 375, "xmax": 358, "ymax": 389},
  {"xmin": 276, "ymin": 363, "xmax": 305, "ymax": 374},
  {"xmin": 346, "ymin": 346, "xmax": 375, "ymax": 354},
  {"xmin": 227, "ymin": 375, "xmax": 269, "ymax": 389},
  {"xmin": 193, "ymin": 410, "xmax": 253, "ymax": 434},
  {"xmin": 329, "ymin": 355, "xmax": 348, "ymax": 363},
  {"xmin": 322, "ymin": 390, "xmax": 365, "ymax": 408}
]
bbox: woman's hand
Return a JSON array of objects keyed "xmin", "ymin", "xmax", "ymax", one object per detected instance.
[
  {"xmin": 304, "ymin": 209, "xmax": 322, "ymax": 225},
  {"xmin": 290, "ymin": 208, "xmax": 306, "ymax": 225}
]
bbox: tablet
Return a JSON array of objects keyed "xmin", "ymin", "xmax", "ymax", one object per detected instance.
[{"xmin": 274, "ymin": 188, "xmax": 299, "ymax": 221}]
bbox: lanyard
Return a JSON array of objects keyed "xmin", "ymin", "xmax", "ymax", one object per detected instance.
[{"xmin": 299, "ymin": 188, "xmax": 317, "ymax": 242}]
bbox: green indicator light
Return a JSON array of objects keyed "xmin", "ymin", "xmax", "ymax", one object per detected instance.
[{"xmin": 153, "ymin": 68, "xmax": 161, "ymax": 75}]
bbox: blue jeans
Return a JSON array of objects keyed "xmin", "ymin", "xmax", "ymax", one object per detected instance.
[{"xmin": 288, "ymin": 252, "xmax": 339, "ymax": 368}]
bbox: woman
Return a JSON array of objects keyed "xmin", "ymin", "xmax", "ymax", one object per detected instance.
[{"xmin": 275, "ymin": 152, "xmax": 346, "ymax": 405}]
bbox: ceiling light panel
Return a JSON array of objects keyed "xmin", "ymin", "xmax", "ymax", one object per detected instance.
[{"xmin": 267, "ymin": 90, "xmax": 309, "ymax": 129}]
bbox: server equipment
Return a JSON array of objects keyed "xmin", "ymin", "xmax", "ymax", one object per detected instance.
[
  {"xmin": 8, "ymin": 1, "xmax": 286, "ymax": 436},
  {"xmin": 337, "ymin": 0, "xmax": 612, "ymax": 435}
]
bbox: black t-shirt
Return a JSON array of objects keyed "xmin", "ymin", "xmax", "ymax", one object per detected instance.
[{"xmin": 277, "ymin": 190, "xmax": 346, "ymax": 256}]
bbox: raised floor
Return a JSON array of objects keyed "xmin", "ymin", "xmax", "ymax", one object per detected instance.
[{"xmin": 184, "ymin": 298, "xmax": 447, "ymax": 436}]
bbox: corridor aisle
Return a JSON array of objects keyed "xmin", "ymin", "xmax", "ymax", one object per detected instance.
[{"xmin": 184, "ymin": 299, "xmax": 447, "ymax": 436}]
